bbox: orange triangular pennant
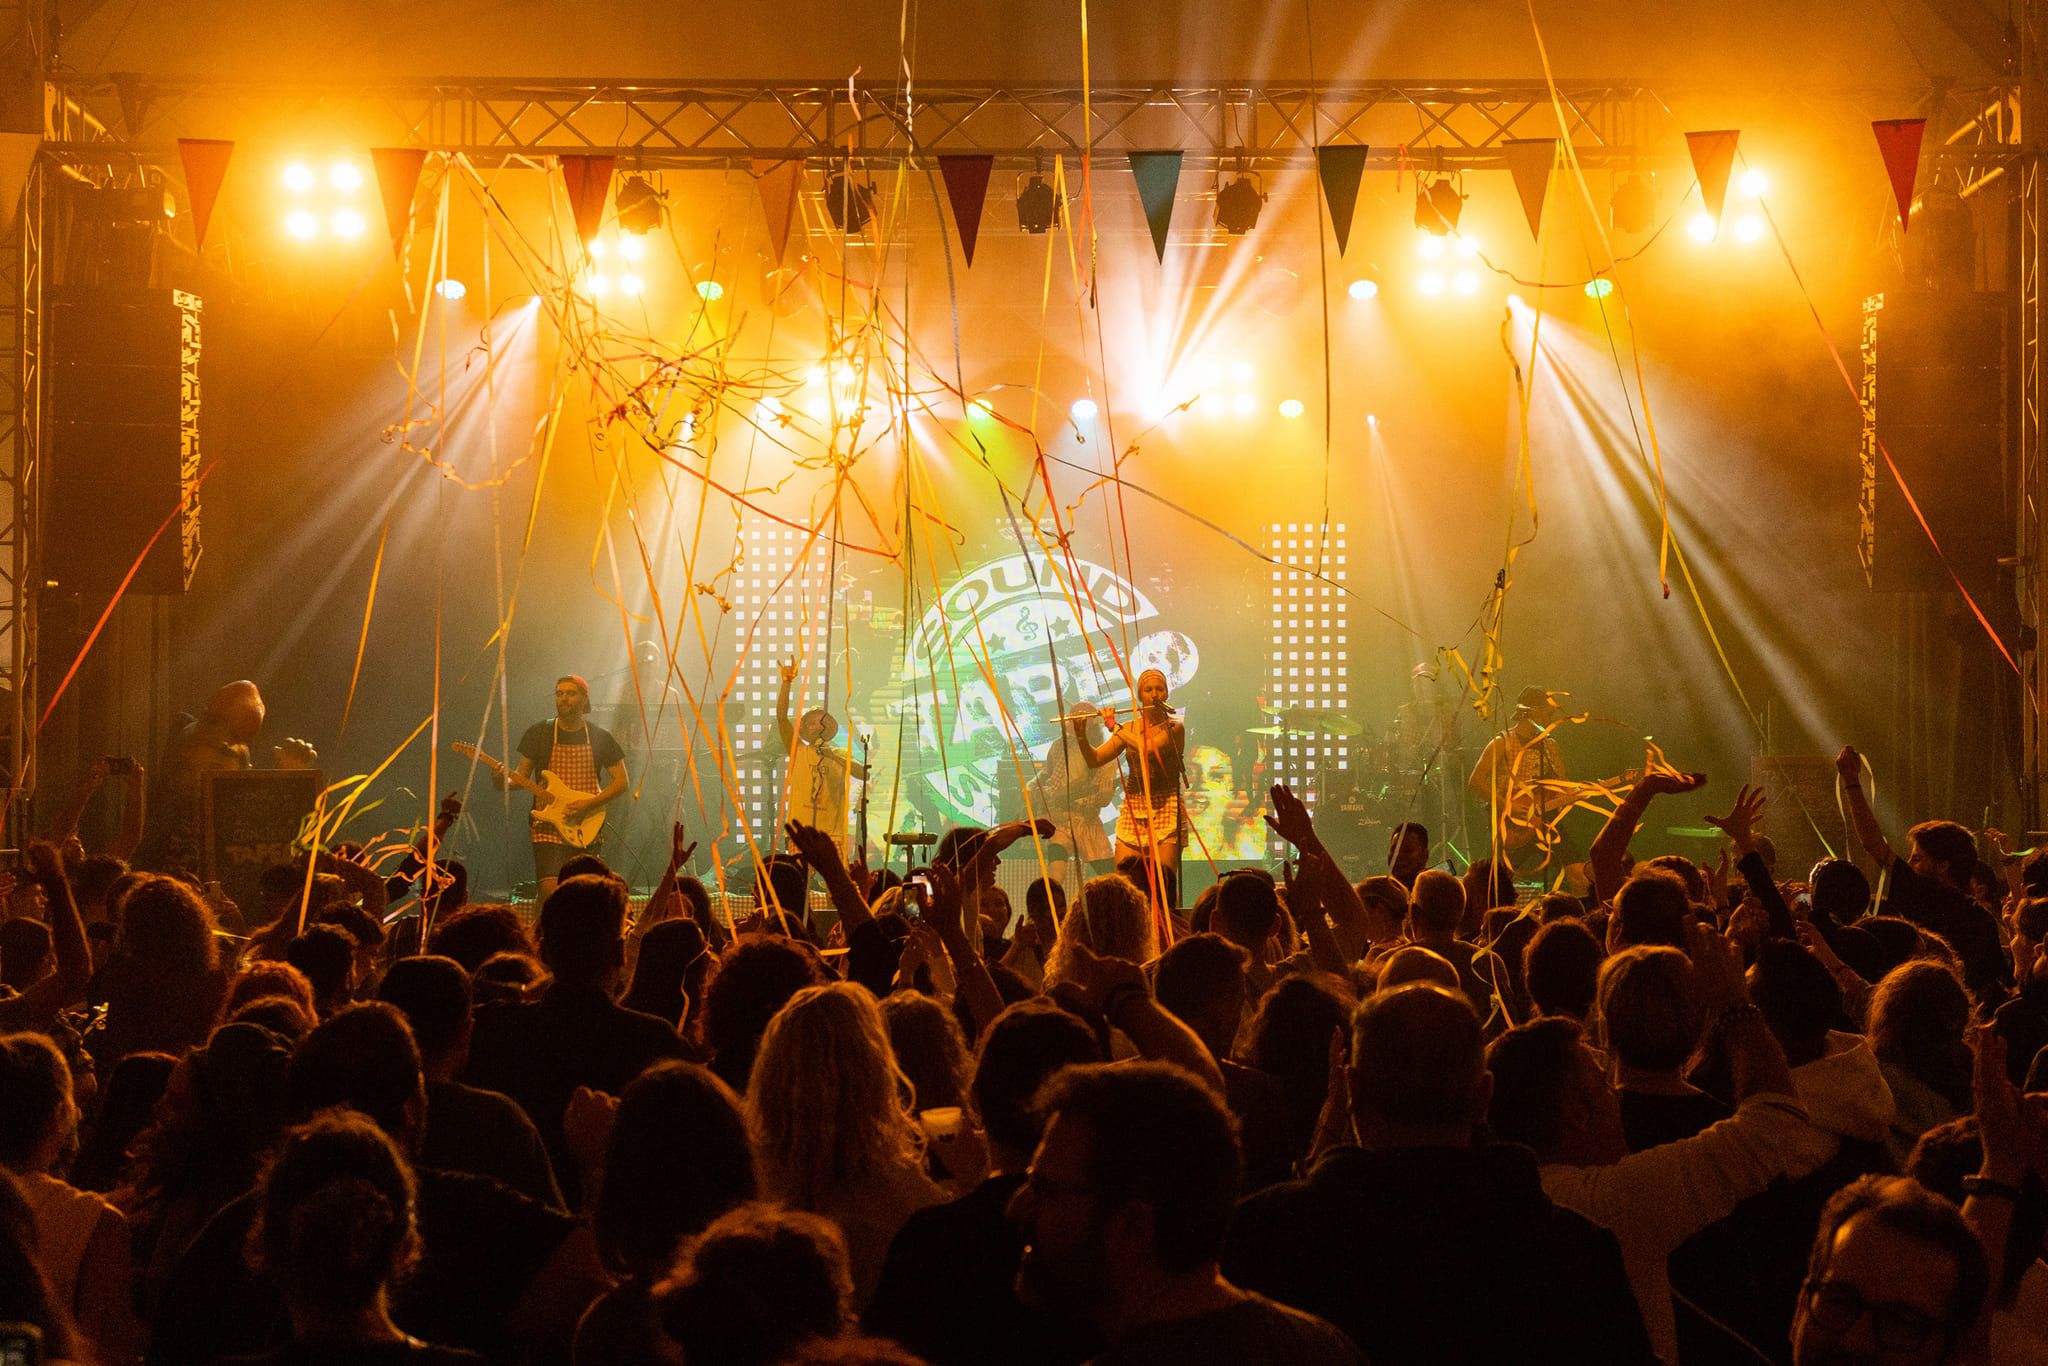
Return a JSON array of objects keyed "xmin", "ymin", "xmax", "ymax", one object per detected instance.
[
  {"xmin": 177, "ymin": 138, "xmax": 234, "ymax": 250},
  {"xmin": 369, "ymin": 148, "xmax": 428, "ymax": 262},
  {"xmin": 1872, "ymin": 119, "xmax": 1927, "ymax": 232},
  {"xmin": 1503, "ymin": 138, "xmax": 1557, "ymax": 241},
  {"xmin": 557, "ymin": 154, "xmax": 614, "ymax": 247},
  {"xmin": 1685, "ymin": 130, "xmax": 1740, "ymax": 229},
  {"xmin": 937, "ymin": 155, "xmax": 994, "ymax": 266},
  {"xmin": 753, "ymin": 158, "xmax": 802, "ymax": 265}
]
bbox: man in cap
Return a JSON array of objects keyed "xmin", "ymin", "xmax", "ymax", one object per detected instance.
[{"xmin": 508, "ymin": 675, "xmax": 627, "ymax": 900}]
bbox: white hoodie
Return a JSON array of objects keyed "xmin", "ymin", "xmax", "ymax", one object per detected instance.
[{"xmin": 1791, "ymin": 1031, "xmax": 1896, "ymax": 1148}]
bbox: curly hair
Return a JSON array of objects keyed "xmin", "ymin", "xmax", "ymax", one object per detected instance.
[
  {"xmin": 746, "ymin": 982, "xmax": 923, "ymax": 1211},
  {"xmin": 1043, "ymin": 874, "xmax": 1159, "ymax": 987}
]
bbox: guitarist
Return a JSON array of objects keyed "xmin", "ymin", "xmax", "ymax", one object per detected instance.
[
  {"xmin": 503, "ymin": 675, "xmax": 628, "ymax": 900},
  {"xmin": 1467, "ymin": 685, "xmax": 1569, "ymax": 863}
]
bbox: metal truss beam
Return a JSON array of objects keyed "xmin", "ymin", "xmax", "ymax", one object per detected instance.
[{"xmin": 38, "ymin": 76, "xmax": 1994, "ymax": 173}]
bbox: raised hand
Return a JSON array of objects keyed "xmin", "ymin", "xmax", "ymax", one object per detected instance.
[
  {"xmin": 1264, "ymin": 782, "xmax": 1320, "ymax": 851},
  {"xmin": 432, "ymin": 792, "xmax": 463, "ymax": 838},
  {"xmin": 670, "ymin": 822, "xmax": 699, "ymax": 870},
  {"xmin": 1835, "ymin": 745, "xmax": 1863, "ymax": 782},
  {"xmin": 784, "ymin": 820, "xmax": 845, "ymax": 876},
  {"xmin": 1970, "ymin": 1027, "xmax": 2030, "ymax": 1183},
  {"xmin": 1686, "ymin": 919, "xmax": 1749, "ymax": 1012},
  {"xmin": 1639, "ymin": 770, "xmax": 1708, "ymax": 798},
  {"xmin": 923, "ymin": 861, "xmax": 967, "ymax": 941},
  {"xmin": 1704, "ymin": 784, "xmax": 1766, "ymax": 852},
  {"xmin": 780, "ymin": 659, "xmax": 798, "ymax": 686}
]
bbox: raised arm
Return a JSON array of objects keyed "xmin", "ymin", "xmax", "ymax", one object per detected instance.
[
  {"xmin": 1266, "ymin": 783, "xmax": 1359, "ymax": 969},
  {"xmin": 315, "ymin": 845, "xmax": 389, "ymax": 922},
  {"xmin": 1070, "ymin": 708, "xmax": 1127, "ymax": 770},
  {"xmin": 110, "ymin": 758, "xmax": 146, "ymax": 862},
  {"xmin": 1588, "ymin": 768, "xmax": 1706, "ymax": 905},
  {"xmin": 2, "ymin": 840, "xmax": 94, "ymax": 1030},
  {"xmin": 923, "ymin": 862, "xmax": 1006, "ymax": 1044},
  {"xmin": 776, "ymin": 659, "xmax": 798, "ymax": 753},
  {"xmin": 1704, "ymin": 784, "xmax": 1796, "ymax": 940},
  {"xmin": 42, "ymin": 758, "xmax": 106, "ymax": 848},
  {"xmin": 1835, "ymin": 744, "xmax": 1896, "ymax": 868},
  {"xmin": 785, "ymin": 819, "xmax": 871, "ymax": 936}
]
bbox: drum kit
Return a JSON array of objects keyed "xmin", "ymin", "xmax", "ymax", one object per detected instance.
[{"xmin": 1247, "ymin": 704, "xmax": 1448, "ymax": 860}]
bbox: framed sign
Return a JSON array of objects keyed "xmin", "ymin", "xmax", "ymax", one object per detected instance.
[{"xmin": 201, "ymin": 767, "xmax": 325, "ymax": 924}]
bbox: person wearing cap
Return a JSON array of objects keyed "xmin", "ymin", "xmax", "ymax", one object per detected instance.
[
  {"xmin": 508, "ymin": 676, "xmax": 627, "ymax": 900},
  {"xmin": 1467, "ymin": 686, "xmax": 1570, "ymax": 860},
  {"xmin": 141, "ymin": 679, "xmax": 267, "ymax": 872},
  {"xmin": 777, "ymin": 659, "xmax": 867, "ymax": 856}
]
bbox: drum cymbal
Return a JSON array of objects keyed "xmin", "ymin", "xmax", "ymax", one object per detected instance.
[
  {"xmin": 1268, "ymin": 708, "xmax": 1365, "ymax": 738},
  {"xmin": 1246, "ymin": 724, "xmax": 1299, "ymax": 737}
]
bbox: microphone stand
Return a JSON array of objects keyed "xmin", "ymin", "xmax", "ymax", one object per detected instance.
[{"xmin": 855, "ymin": 733, "xmax": 871, "ymax": 865}]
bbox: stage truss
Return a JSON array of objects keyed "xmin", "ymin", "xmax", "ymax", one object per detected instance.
[{"xmin": 0, "ymin": 57, "xmax": 2038, "ymax": 831}]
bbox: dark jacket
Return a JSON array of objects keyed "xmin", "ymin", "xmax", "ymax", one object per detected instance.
[{"xmin": 1222, "ymin": 1143, "xmax": 1657, "ymax": 1366}]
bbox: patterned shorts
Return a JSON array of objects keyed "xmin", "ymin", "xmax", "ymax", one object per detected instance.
[{"xmin": 1115, "ymin": 790, "xmax": 1184, "ymax": 848}]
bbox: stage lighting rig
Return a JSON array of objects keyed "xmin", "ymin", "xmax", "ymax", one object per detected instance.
[
  {"xmin": 1016, "ymin": 174, "xmax": 1062, "ymax": 233},
  {"xmin": 1414, "ymin": 177, "xmax": 1464, "ymax": 235},
  {"xmin": 826, "ymin": 173, "xmax": 876, "ymax": 234},
  {"xmin": 1215, "ymin": 172, "xmax": 1265, "ymax": 235},
  {"xmin": 1611, "ymin": 175, "xmax": 1655, "ymax": 234},
  {"xmin": 615, "ymin": 175, "xmax": 667, "ymax": 234}
]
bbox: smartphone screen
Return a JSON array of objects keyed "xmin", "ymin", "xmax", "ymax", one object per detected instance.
[{"xmin": 0, "ymin": 1324, "xmax": 44, "ymax": 1366}]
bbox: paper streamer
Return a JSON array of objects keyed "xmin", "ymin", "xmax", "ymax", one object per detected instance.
[
  {"xmin": 177, "ymin": 138, "xmax": 234, "ymax": 250},
  {"xmin": 370, "ymin": 148, "xmax": 428, "ymax": 263},
  {"xmin": 1685, "ymin": 130, "xmax": 1740, "ymax": 229},
  {"xmin": 753, "ymin": 157, "xmax": 803, "ymax": 265},
  {"xmin": 937, "ymin": 155, "xmax": 994, "ymax": 267},
  {"xmin": 1872, "ymin": 119, "xmax": 1927, "ymax": 232},
  {"xmin": 1127, "ymin": 151, "xmax": 1183, "ymax": 263},
  {"xmin": 1315, "ymin": 144, "xmax": 1370, "ymax": 256},
  {"xmin": 1503, "ymin": 137, "xmax": 1557, "ymax": 241}
]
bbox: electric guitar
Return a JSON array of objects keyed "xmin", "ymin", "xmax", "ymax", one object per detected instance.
[{"xmin": 451, "ymin": 742, "xmax": 607, "ymax": 849}]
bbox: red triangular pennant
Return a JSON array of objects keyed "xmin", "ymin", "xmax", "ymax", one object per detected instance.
[
  {"xmin": 752, "ymin": 158, "xmax": 802, "ymax": 265},
  {"xmin": 1315, "ymin": 145, "xmax": 1370, "ymax": 256},
  {"xmin": 938, "ymin": 155, "xmax": 994, "ymax": 266},
  {"xmin": 557, "ymin": 154, "xmax": 614, "ymax": 247},
  {"xmin": 1685, "ymin": 130, "xmax": 1740, "ymax": 229},
  {"xmin": 177, "ymin": 138, "xmax": 234, "ymax": 250},
  {"xmin": 1128, "ymin": 151, "xmax": 1183, "ymax": 263},
  {"xmin": 1503, "ymin": 138, "xmax": 1557, "ymax": 241},
  {"xmin": 111, "ymin": 72, "xmax": 150, "ymax": 135},
  {"xmin": 369, "ymin": 148, "xmax": 428, "ymax": 262},
  {"xmin": 1872, "ymin": 119, "xmax": 1927, "ymax": 232}
]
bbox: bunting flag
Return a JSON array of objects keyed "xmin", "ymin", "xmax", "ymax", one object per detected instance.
[
  {"xmin": 1503, "ymin": 137, "xmax": 1557, "ymax": 241},
  {"xmin": 0, "ymin": 132, "xmax": 38, "ymax": 238},
  {"xmin": 1315, "ymin": 144, "xmax": 1370, "ymax": 255},
  {"xmin": 1128, "ymin": 150, "xmax": 1183, "ymax": 262},
  {"xmin": 1872, "ymin": 118, "xmax": 1928, "ymax": 232},
  {"xmin": 177, "ymin": 138, "xmax": 234, "ymax": 250},
  {"xmin": 110, "ymin": 72, "xmax": 150, "ymax": 135},
  {"xmin": 369, "ymin": 148, "xmax": 429, "ymax": 262},
  {"xmin": 937, "ymin": 155, "xmax": 994, "ymax": 266},
  {"xmin": 556, "ymin": 154, "xmax": 614, "ymax": 247},
  {"xmin": 1685, "ymin": 130, "xmax": 1740, "ymax": 228},
  {"xmin": 752, "ymin": 157, "xmax": 802, "ymax": 265}
]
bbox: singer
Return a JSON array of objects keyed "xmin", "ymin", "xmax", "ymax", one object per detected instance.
[{"xmin": 1071, "ymin": 667, "xmax": 1187, "ymax": 870}]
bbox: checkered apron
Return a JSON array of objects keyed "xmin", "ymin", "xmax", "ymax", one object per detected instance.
[{"xmin": 533, "ymin": 725, "xmax": 600, "ymax": 846}]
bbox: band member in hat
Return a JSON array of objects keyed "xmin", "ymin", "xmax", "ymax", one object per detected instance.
[{"xmin": 506, "ymin": 675, "xmax": 627, "ymax": 900}]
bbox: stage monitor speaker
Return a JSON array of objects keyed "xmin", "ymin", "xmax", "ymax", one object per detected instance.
[
  {"xmin": 1862, "ymin": 291, "xmax": 2005, "ymax": 597},
  {"xmin": 45, "ymin": 286, "xmax": 202, "ymax": 595}
]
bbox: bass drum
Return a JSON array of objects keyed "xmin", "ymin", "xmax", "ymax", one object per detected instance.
[{"xmin": 1315, "ymin": 766, "xmax": 1391, "ymax": 865}]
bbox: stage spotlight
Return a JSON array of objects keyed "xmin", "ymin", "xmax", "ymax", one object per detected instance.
[
  {"xmin": 433, "ymin": 278, "xmax": 466, "ymax": 301},
  {"xmin": 1584, "ymin": 276, "xmax": 1615, "ymax": 300},
  {"xmin": 615, "ymin": 175, "xmax": 667, "ymax": 234},
  {"xmin": 1215, "ymin": 174, "xmax": 1265, "ymax": 235},
  {"xmin": 1733, "ymin": 214, "xmax": 1765, "ymax": 244},
  {"xmin": 589, "ymin": 238, "xmax": 609, "ymax": 260},
  {"xmin": 1417, "ymin": 271, "xmax": 1445, "ymax": 295},
  {"xmin": 1197, "ymin": 395, "xmax": 1225, "ymax": 417},
  {"xmin": 1366, "ymin": 413, "xmax": 1379, "ymax": 427},
  {"xmin": 1016, "ymin": 174, "xmax": 1062, "ymax": 233},
  {"xmin": 1740, "ymin": 168, "xmax": 1768, "ymax": 197},
  {"xmin": 695, "ymin": 279, "xmax": 725, "ymax": 302},
  {"xmin": 1070, "ymin": 398, "xmax": 1099, "ymax": 422},
  {"xmin": 1230, "ymin": 361, "xmax": 1255, "ymax": 383},
  {"xmin": 329, "ymin": 161, "xmax": 363, "ymax": 193},
  {"xmin": 1687, "ymin": 212, "xmax": 1717, "ymax": 243},
  {"xmin": 1278, "ymin": 398, "xmax": 1305, "ymax": 419},
  {"xmin": 1347, "ymin": 279, "xmax": 1379, "ymax": 301},
  {"xmin": 1228, "ymin": 394, "xmax": 1254, "ymax": 416},
  {"xmin": 620, "ymin": 235, "xmax": 646, "ymax": 261},
  {"xmin": 1455, "ymin": 235, "xmax": 1481, "ymax": 259},
  {"xmin": 1453, "ymin": 270, "xmax": 1480, "ymax": 295},
  {"xmin": 825, "ymin": 172, "xmax": 876, "ymax": 234},
  {"xmin": 586, "ymin": 273, "xmax": 612, "ymax": 297},
  {"xmin": 282, "ymin": 163, "xmax": 315, "ymax": 193},
  {"xmin": 757, "ymin": 396, "xmax": 785, "ymax": 422},
  {"xmin": 331, "ymin": 209, "xmax": 367, "ymax": 239},
  {"xmin": 1505, "ymin": 293, "xmax": 1526, "ymax": 309},
  {"xmin": 969, "ymin": 398, "xmax": 995, "ymax": 421},
  {"xmin": 1414, "ymin": 178, "xmax": 1464, "ymax": 235},
  {"xmin": 284, "ymin": 209, "xmax": 319, "ymax": 240},
  {"xmin": 1416, "ymin": 234, "xmax": 1446, "ymax": 261},
  {"xmin": 619, "ymin": 274, "xmax": 645, "ymax": 296},
  {"xmin": 1611, "ymin": 174, "xmax": 1656, "ymax": 234}
]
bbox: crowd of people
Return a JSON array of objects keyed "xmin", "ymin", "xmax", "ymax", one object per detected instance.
[{"xmin": 2, "ymin": 741, "xmax": 2046, "ymax": 1364}]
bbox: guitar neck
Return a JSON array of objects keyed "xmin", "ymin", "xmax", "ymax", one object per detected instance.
[{"xmin": 453, "ymin": 744, "xmax": 545, "ymax": 798}]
